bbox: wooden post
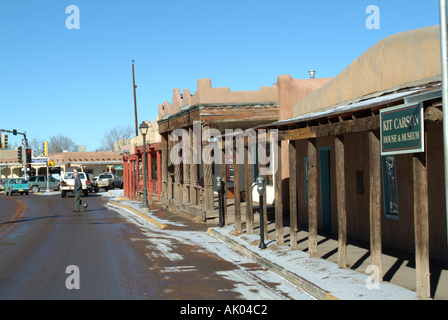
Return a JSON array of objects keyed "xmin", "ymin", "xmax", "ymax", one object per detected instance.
[
  {"xmin": 258, "ymin": 131, "xmax": 268, "ymax": 240},
  {"xmin": 234, "ymin": 135, "xmax": 242, "ymax": 233},
  {"xmin": 183, "ymin": 141, "xmax": 190, "ymax": 204},
  {"xmin": 369, "ymin": 130, "xmax": 382, "ymax": 280},
  {"xmin": 203, "ymin": 123, "xmax": 214, "ymax": 212},
  {"xmin": 157, "ymin": 150, "xmax": 162, "ymax": 202},
  {"xmin": 289, "ymin": 140, "xmax": 298, "ymax": 249},
  {"xmin": 220, "ymin": 138, "xmax": 227, "ymax": 225},
  {"xmin": 274, "ymin": 132, "xmax": 284, "ymax": 245},
  {"xmin": 167, "ymin": 133, "xmax": 173, "ymax": 202},
  {"xmin": 190, "ymin": 126, "xmax": 198, "ymax": 206},
  {"xmin": 413, "ymin": 131, "xmax": 430, "ymax": 299},
  {"xmin": 245, "ymin": 139, "xmax": 254, "ymax": 234},
  {"xmin": 174, "ymin": 159, "xmax": 181, "ymax": 202},
  {"xmin": 335, "ymin": 135, "xmax": 347, "ymax": 268},
  {"xmin": 308, "ymin": 138, "xmax": 318, "ymax": 258},
  {"xmin": 161, "ymin": 133, "xmax": 168, "ymax": 204},
  {"xmin": 148, "ymin": 149, "xmax": 153, "ymax": 199}
]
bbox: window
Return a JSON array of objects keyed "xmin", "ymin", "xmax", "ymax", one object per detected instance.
[
  {"xmin": 64, "ymin": 173, "xmax": 74, "ymax": 179},
  {"xmin": 38, "ymin": 176, "xmax": 45, "ymax": 182},
  {"xmin": 381, "ymin": 156, "xmax": 399, "ymax": 220},
  {"xmin": 304, "ymin": 157, "xmax": 308, "ymax": 203}
]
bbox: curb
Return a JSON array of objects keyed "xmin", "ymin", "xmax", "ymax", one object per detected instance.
[
  {"xmin": 109, "ymin": 200, "xmax": 168, "ymax": 230},
  {"xmin": 116, "ymin": 196, "xmax": 130, "ymax": 201},
  {"xmin": 207, "ymin": 228, "xmax": 337, "ymax": 300}
]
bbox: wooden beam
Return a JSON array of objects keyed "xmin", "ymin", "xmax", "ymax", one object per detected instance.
[
  {"xmin": 289, "ymin": 140, "xmax": 298, "ymax": 249},
  {"xmin": 369, "ymin": 130, "xmax": 382, "ymax": 280},
  {"xmin": 335, "ymin": 135, "xmax": 347, "ymax": 268},
  {"xmin": 308, "ymin": 138, "xmax": 318, "ymax": 258},
  {"xmin": 278, "ymin": 127, "xmax": 316, "ymax": 141},
  {"xmin": 413, "ymin": 132, "xmax": 430, "ymax": 299},
  {"xmin": 274, "ymin": 134, "xmax": 284, "ymax": 245},
  {"xmin": 278, "ymin": 115, "xmax": 380, "ymax": 141}
]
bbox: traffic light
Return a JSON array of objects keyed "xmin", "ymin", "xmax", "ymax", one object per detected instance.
[
  {"xmin": 17, "ymin": 146, "xmax": 23, "ymax": 164},
  {"xmin": 12, "ymin": 129, "xmax": 17, "ymax": 136},
  {"xmin": 3, "ymin": 135, "xmax": 8, "ymax": 149},
  {"xmin": 43, "ymin": 141, "xmax": 48, "ymax": 157},
  {"xmin": 26, "ymin": 148, "xmax": 32, "ymax": 164}
]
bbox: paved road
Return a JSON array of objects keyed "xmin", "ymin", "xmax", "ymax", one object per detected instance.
[{"xmin": 0, "ymin": 191, "xmax": 314, "ymax": 300}]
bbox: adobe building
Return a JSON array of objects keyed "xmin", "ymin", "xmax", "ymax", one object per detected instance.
[
  {"xmin": 276, "ymin": 74, "xmax": 333, "ymax": 211},
  {"xmin": 0, "ymin": 149, "xmax": 122, "ymax": 179},
  {"xmin": 157, "ymin": 78, "xmax": 279, "ymax": 221},
  {"xmin": 243, "ymin": 25, "xmax": 445, "ymax": 299},
  {"xmin": 122, "ymin": 117, "xmax": 162, "ymax": 202}
]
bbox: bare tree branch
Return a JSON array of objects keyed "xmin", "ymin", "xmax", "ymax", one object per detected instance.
[
  {"xmin": 100, "ymin": 124, "xmax": 134, "ymax": 152},
  {"xmin": 48, "ymin": 134, "xmax": 76, "ymax": 153},
  {"xmin": 29, "ymin": 137, "xmax": 45, "ymax": 156}
]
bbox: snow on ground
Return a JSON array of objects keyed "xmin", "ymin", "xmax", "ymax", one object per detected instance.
[{"xmin": 104, "ymin": 200, "xmax": 315, "ymax": 300}]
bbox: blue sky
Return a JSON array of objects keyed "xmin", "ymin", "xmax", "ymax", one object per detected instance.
[{"xmin": 0, "ymin": 0, "xmax": 441, "ymax": 151}]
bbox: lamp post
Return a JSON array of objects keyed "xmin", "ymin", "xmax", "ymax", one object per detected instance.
[
  {"xmin": 216, "ymin": 176, "xmax": 223, "ymax": 227},
  {"xmin": 257, "ymin": 176, "xmax": 267, "ymax": 249},
  {"xmin": 140, "ymin": 121, "xmax": 150, "ymax": 214}
]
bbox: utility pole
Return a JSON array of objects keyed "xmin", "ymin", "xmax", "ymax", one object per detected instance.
[
  {"xmin": 132, "ymin": 60, "xmax": 139, "ymax": 137},
  {"xmin": 439, "ymin": 0, "xmax": 448, "ymax": 257}
]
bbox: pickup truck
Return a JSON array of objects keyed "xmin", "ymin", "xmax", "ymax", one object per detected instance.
[
  {"xmin": 4, "ymin": 178, "xmax": 30, "ymax": 196},
  {"xmin": 97, "ymin": 173, "xmax": 123, "ymax": 191},
  {"xmin": 60, "ymin": 172, "xmax": 97, "ymax": 198},
  {"xmin": 28, "ymin": 175, "xmax": 60, "ymax": 193}
]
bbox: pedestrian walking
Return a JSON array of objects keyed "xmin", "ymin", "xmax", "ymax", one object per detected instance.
[{"xmin": 73, "ymin": 172, "xmax": 88, "ymax": 213}]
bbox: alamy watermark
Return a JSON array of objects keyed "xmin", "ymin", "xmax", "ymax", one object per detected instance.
[
  {"xmin": 66, "ymin": 5, "xmax": 80, "ymax": 29},
  {"xmin": 169, "ymin": 121, "xmax": 278, "ymax": 175},
  {"xmin": 65, "ymin": 265, "xmax": 80, "ymax": 290},
  {"xmin": 366, "ymin": 5, "xmax": 380, "ymax": 30},
  {"xmin": 365, "ymin": 265, "xmax": 381, "ymax": 290}
]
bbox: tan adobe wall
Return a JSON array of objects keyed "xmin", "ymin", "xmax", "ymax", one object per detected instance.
[
  {"xmin": 293, "ymin": 25, "xmax": 442, "ymax": 118},
  {"xmin": 158, "ymin": 78, "xmax": 278, "ymax": 119},
  {"xmin": 277, "ymin": 74, "xmax": 333, "ymax": 121}
]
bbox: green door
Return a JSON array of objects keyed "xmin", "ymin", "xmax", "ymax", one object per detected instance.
[{"xmin": 319, "ymin": 147, "xmax": 331, "ymax": 232}]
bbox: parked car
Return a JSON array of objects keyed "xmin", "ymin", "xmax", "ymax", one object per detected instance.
[
  {"xmin": 60, "ymin": 172, "xmax": 97, "ymax": 197},
  {"xmin": 0, "ymin": 178, "xmax": 8, "ymax": 191},
  {"xmin": 97, "ymin": 173, "xmax": 123, "ymax": 191},
  {"xmin": 4, "ymin": 178, "xmax": 30, "ymax": 196},
  {"xmin": 28, "ymin": 175, "xmax": 60, "ymax": 193}
]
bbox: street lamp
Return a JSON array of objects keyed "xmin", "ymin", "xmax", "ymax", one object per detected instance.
[
  {"xmin": 140, "ymin": 121, "xmax": 150, "ymax": 214},
  {"xmin": 216, "ymin": 176, "xmax": 223, "ymax": 227},
  {"xmin": 257, "ymin": 176, "xmax": 267, "ymax": 249}
]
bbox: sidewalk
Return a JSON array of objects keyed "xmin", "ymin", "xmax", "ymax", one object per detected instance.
[{"xmin": 109, "ymin": 193, "xmax": 448, "ymax": 300}]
